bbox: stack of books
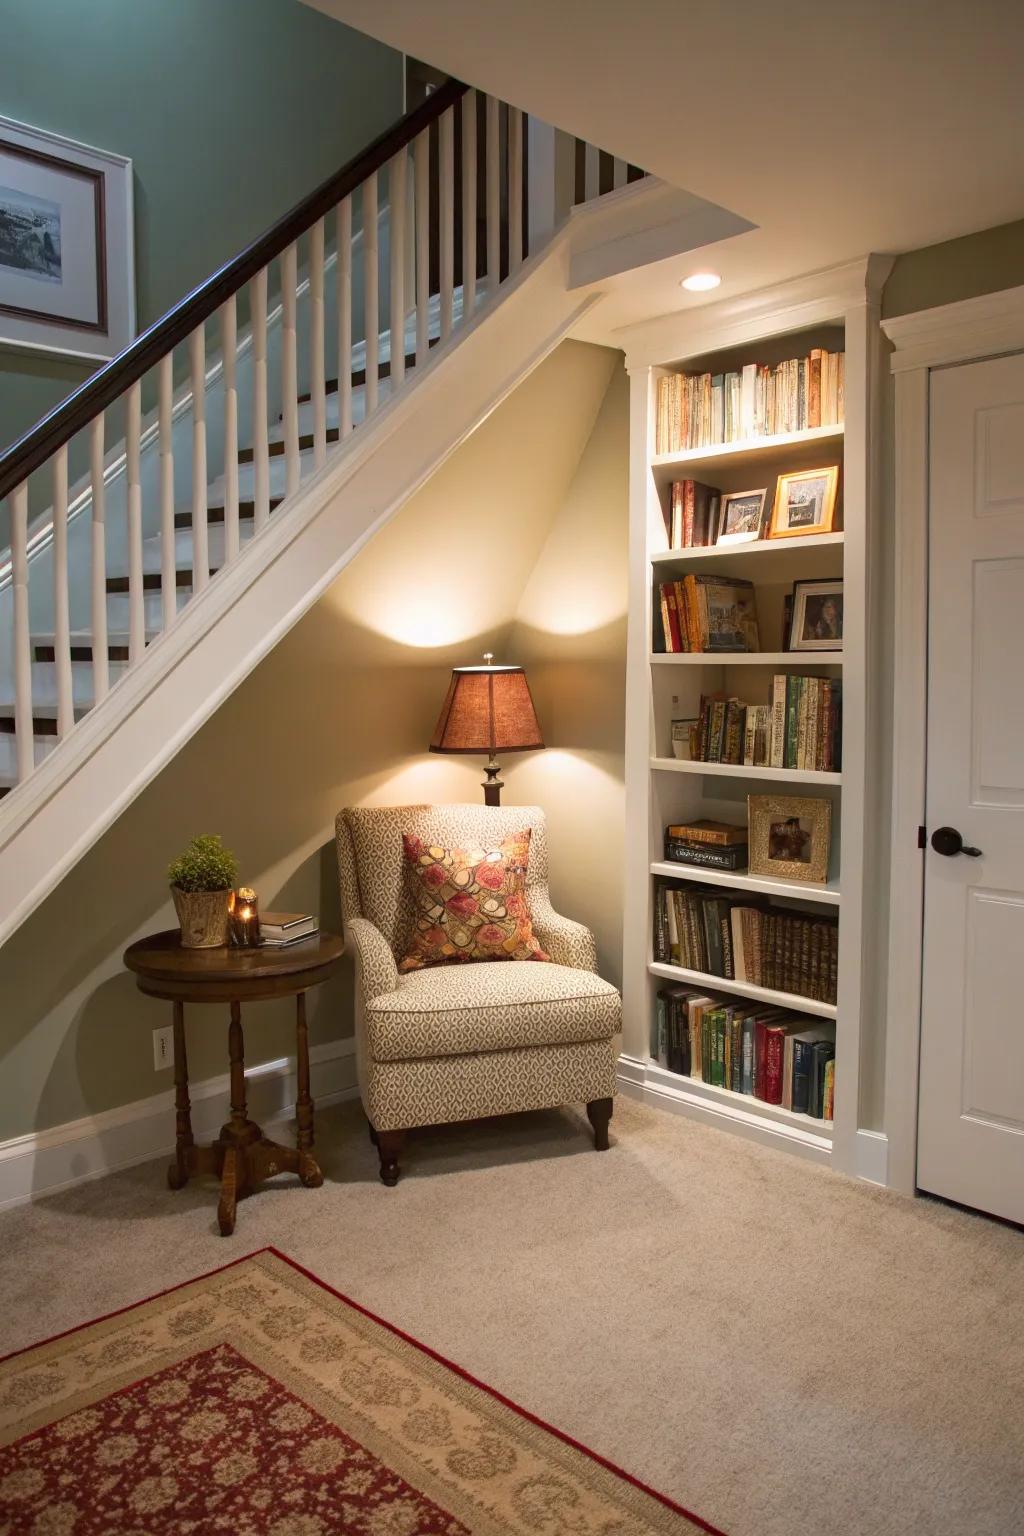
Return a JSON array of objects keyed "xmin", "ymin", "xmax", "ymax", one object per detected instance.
[
  {"xmin": 259, "ymin": 912, "xmax": 319, "ymax": 948},
  {"xmin": 655, "ymin": 348, "xmax": 846, "ymax": 454},
  {"xmin": 653, "ymin": 880, "xmax": 838, "ymax": 1005},
  {"xmin": 664, "ymin": 819, "xmax": 748, "ymax": 871},
  {"xmin": 687, "ymin": 678, "xmax": 842, "ymax": 772},
  {"xmin": 656, "ymin": 574, "xmax": 760, "ymax": 653},
  {"xmin": 652, "ymin": 988, "xmax": 836, "ymax": 1118}
]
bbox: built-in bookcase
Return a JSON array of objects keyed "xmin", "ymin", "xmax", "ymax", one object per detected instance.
[{"xmin": 619, "ymin": 260, "xmax": 890, "ymax": 1177}]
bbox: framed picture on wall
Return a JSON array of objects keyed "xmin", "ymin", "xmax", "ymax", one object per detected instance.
[{"xmin": 0, "ymin": 116, "xmax": 134, "ymax": 361}]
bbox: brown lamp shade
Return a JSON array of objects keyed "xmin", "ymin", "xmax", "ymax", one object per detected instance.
[{"xmin": 429, "ymin": 665, "xmax": 544, "ymax": 754}]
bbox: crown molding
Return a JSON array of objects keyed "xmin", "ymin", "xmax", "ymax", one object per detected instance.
[{"xmin": 882, "ymin": 283, "xmax": 1024, "ymax": 373}]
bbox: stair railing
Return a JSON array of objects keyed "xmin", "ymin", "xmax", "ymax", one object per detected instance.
[{"xmin": 0, "ymin": 79, "xmax": 644, "ymax": 797}]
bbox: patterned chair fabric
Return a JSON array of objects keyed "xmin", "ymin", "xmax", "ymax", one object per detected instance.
[{"xmin": 336, "ymin": 804, "xmax": 620, "ymax": 1133}]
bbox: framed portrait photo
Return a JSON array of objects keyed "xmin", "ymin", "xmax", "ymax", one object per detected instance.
[
  {"xmin": 715, "ymin": 487, "xmax": 767, "ymax": 547},
  {"xmin": 0, "ymin": 116, "xmax": 134, "ymax": 361},
  {"xmin": 747, "ymin": 794, "xmax": 831, "ymax": 885},
  {"xmin": 789, "ymin": 578, "xmax": 843, "ymax": 651},
  {"xmin": 769, "ymin": 465, "xmax": 839, "ymax": 539}
]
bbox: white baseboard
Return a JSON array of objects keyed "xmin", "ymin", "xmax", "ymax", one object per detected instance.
[
  {"xmin": 0, "ymin": 1038, "xmax": 358, "ymax": 1211},
  {"xmin": 854, "ymin": 1127, "xmax": 889, "ymax": 1186}
]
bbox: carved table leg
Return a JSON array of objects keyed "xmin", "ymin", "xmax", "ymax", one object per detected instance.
[
  {"xmin": 167, "ymin": 1001, "xmax": 193, "ymax": 1190},
  {"xmin": 295, "ymin": 991, "xmax": 323, "ymax": 1187},
  {"xmin": 586, "ymin": 1097, "xmax": 613, "ymax": 1151},
  {"xmin": 218, "ymin": 1146, "xmax": 239, "ymax": 1236}
]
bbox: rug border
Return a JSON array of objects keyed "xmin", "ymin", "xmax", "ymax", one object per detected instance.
[{"xmin": 1, "ymin": 1243, "xmax": 727, "ymax": 1536}]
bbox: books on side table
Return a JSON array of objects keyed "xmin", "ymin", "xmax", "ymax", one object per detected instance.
[{"xmin": 259, "ymin": 912, "xmax": 319, "ymax": 948}]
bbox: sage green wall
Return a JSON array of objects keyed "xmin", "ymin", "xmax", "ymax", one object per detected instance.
[
  {"xmin": 0, "ymin": 0, "xmax": 402, "ymax": 452},
  {"xmin": 882, "ymin": 217, "xmax": 1024, "ymax": 319}
]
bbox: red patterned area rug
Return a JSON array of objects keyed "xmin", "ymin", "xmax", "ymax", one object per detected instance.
[{"xmin": 0, "ymin": 1248, "xmax": 723, "ymax": 1534}]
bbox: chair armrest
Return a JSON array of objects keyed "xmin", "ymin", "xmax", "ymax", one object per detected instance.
[
  {"xmin": 345, "ymin": 917, "xmax": 399, "ymax": 1003},
  {"xmin": 529, "ymin": 893, "xmax": 599, "ymax": 972}
]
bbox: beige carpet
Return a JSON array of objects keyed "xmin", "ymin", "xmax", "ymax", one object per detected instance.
[{"xmin": 1, "ymin": 1095, "xmax": 1021, "ymax": 1536}]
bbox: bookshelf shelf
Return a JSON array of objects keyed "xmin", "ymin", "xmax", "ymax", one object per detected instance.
[
  {"xmin": 649, "ymin": 860, "xmax": 842, "ymax": 906},
  {"xmin": 645, "ymin": 1060, "xmax": 834, "ymax": 1139},
  {"xmin": 650, "ymin": 757, "xmax": 842, "ymax": 785},
  {"xmin": 651, "ymin": 531, "xmax": 845, "ymax": 570},
  {"xmin": 650, "ymin": 651, "xmax": 843, "ymax": 667},
  {"xmin": 651, "ymin": 423, "xmax": 844, "ymax": 477},
  {"xmin": 648, "ymin": 960, "xmax": 838, "ymax": 1019},
  {"xmin": 622, "ymin": 261, "xmax": 888, "ymax": 1176}
]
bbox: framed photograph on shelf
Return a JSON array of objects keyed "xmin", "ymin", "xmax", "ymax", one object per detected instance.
[
  {"xmin": 0, "ymin": 115, "xmax": 134, "ymax": 361},
  {"xmin": 789, "ymin": 578, "xmax": 843, "ymax": 650},
  {"xmin": 748, "ymin": 794, "xmax": 831, "ymax": 884},
  {"xmin": 714, "ymin": 487, "xmax": 767, "ymax": 546},
  {"xmin": 769, "ymin": 465, "xmax": 839, "ymax": 539}
]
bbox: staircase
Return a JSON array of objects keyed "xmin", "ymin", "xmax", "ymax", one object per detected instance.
[{"xmin": 0, "ymin": 78, "xmax": 661, "ymax": 946}]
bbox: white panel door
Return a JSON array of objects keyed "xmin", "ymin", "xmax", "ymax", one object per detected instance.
[{"xmin": 919, "ymin": 351, "xmax": 1024, "ymax": 1224}]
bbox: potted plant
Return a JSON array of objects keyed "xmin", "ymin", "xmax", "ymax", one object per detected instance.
[{"xmin": 168, "ymin": 834, "xmax": 239, "ymax": 948}]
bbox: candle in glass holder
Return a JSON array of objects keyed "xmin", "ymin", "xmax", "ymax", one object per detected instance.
[{"xmin": 232, "ymin": 887, "xmax": 260, "ymax": 948}]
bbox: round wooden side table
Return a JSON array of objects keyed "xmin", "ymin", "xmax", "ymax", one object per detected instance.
[{"xmin": 124, "ymin": 930, "xmax": 345, "ymax": 1236}]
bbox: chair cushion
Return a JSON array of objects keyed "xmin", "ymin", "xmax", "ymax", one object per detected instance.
[
  {"xmin": 397, "ymin": 829, "xmax": 550, "ymax": 972},
  {"xmin": 366, "ymin": 961, "xmax": 622, "ymax": 1063}
]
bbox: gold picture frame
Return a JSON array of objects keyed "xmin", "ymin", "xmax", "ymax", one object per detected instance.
[
  {"xmin": 747, "ymin": 794, "xmax": 831, "ymax": 884},
  {"xmin": 768, "ymin": 465, "xmax": 840, "ymax": 539}
]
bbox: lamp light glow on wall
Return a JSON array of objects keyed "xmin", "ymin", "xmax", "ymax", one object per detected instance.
[{"xmin": 429, "ymin": 653, "xmax": 544, "ymax": 806}]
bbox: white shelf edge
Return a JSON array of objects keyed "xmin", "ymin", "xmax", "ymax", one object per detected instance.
[
  {"xmin": 650, "ymin": 423, "xmax": 844, "ymax": 470},
  {"xmin": 650, "ymin": 652, "xmax": 843, "ymax": 667},
  {"xmin": 650, "ymin": 859, "xmax": 841, "ymax": 906},
  {"xmin": 650, "ymin": 756, "xmax": 842, "ymax": 785},
  {"xmin": 648, "ymin": 959, "xmax": 838, "ymax": 1018},
  {"xmin": 651, "ymin": 531, "xmax": 845, "ymax": 565},
  {"xmin": 617, "ymin": 1055, "xmax": 832, "ymax": 1163}
]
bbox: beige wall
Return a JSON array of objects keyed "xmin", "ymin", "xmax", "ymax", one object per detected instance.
[
  {"xmin": 882, "ymin": 217, "xmax": 1024, "ymax": 319},
  {"xmin": 0, "ymin": 340, "xmax": 622, "ymax": 1142}
]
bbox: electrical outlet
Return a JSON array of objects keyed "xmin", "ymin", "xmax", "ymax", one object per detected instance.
[{"xmin": 152, "ymin": 1026, "xmax": 173, "ymax": 1071}]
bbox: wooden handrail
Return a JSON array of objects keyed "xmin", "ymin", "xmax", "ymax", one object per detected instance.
[{"xmin": 0, "ymin": 76, "xmax": 468, "ymax": 505}]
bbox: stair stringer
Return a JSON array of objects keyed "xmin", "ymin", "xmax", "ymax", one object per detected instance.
[{"xmin": 0, "ymin": 235, "xmax": 601, "ymax": 948}]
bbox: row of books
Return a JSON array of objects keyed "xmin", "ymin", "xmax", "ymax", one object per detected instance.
[
  {"xmin": 653, "ymin": 880, "xmax": 838, "ymax": 1004},
  {"xmin": 666, "ymin": 479, "xmax": 721, "ymax": 548},
  {"xmin": 657, "ymin": 573, "xmax": 760, "ymax": 653},
  {"xmin": 655, "ymin": 349, "xmax": 846, "ymax": 454},
  {"xmin": 653, "ymin": 988, "xmax": 836, "ymax": 1118},
  {"xmin": 690, "ymin": 679, "xmax": 842, "ymax": 772}
]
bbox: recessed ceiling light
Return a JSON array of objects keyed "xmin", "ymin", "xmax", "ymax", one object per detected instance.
[{"xmin": 681, "ymin": 271, "xmax": 721, "ymax": 292}]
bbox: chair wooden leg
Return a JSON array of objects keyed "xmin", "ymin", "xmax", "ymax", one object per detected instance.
[
  {"xmin": 586, "ymin": 1097, "xmax": 613, "ymax": 1151},
  {"xmin": 376, "ymin": 1129, "xmax": 405, "ymax": 1186}
]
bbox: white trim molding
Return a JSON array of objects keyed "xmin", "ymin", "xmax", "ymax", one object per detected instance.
[
  {"xmin": 0, "ymin": 1037, "xmax": 357, "ymax": 1211},
  {"xmin": 880, "ymin": 282, "xmax": 1024, "ymax": 1196}
]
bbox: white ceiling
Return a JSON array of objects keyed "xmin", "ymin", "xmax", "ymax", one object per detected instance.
[{"xmin": 307, "ymin": 0, "xmax": 1024, "ymax": 337}]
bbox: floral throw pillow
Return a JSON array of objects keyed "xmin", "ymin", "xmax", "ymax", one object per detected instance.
[{"xmin": 397, "ymin": 829, "xmax": 551, "ymax": 972}]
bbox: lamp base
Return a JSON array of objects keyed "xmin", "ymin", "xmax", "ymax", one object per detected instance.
[{"xmin": 482, "ymin": 756, "xmax": 504, "ymax": 807}]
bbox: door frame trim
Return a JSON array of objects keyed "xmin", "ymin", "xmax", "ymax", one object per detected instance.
[{"xmin": 881, "ymin": 282, "xmax": 1024, "ymax": 1195}]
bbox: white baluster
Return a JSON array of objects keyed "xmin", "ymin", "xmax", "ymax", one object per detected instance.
[
  {"xmin": 585, "ymin": 142, "xmax": 600, "ymax": 203},
  {"xmin": 189, "ymin": 328, "xmax": 209, "ymax": 594},
  {"xmin": 221, "ymin": 296, "xmax": 240, "ymax": 560},
  {"xmin": 439, "ymin": 106, "xmax": 454, "ymax": 341},
  {"xmin": 337, "ymin": 198, "xmax": 353, "ymax": 438},
  {"xmin": 486, "ymin": 96, "xmax": 501, "ymax": 291},
  {"xmin": 508, "ymin": 108, "xmax": 523, "ymax": 275},
  {"xmin": 158, "ymin": 354, "xmax": 176, "ymax": 631},
  {"xmin": 89, "ymin": 415, "xmax": 109, "ymax": 703},
  {"xmin": 250, "ymin": 267, "xmax": 271, "ymax": 529},
  {"xmin": 414, "ymin": 132, "xmax": 429, "ymax": 366},
  {"xmin": 462, "ymin": 90, "xmax": 477, "ymax": 318},
  {"xmin": 126, "ymin": 381, "xmax": 145, "ymax": 659},
  {"xmin": 389, "ymin": 149, "xmax": 407, "ymax": 390},
  {"xmin": 51, "ymin": 446, "xmax": 73, "ymax": 738},
  {"xmin": 309, "ymin": 217, "xmax": 327, "ymax": 468},
  {"xmin": 363, "ymin": 172, "xmax": 379, "ymax": 417},
  {"xmin": 10, "ymin": 482, "xmax": 33, "ymax": 783},
  {"xmin": 281, "ymin": 242, "xmax": 300, "ymax": 496}
]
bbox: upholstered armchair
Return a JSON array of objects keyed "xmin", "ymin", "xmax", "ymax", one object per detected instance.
[{"xmin": 335, "ymin": 804, "xmax": 620, "ymax": 1184}]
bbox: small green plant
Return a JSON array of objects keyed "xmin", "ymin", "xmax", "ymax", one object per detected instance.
[{"xmin": 167, "ymin": 834, "xmax": 239, "ymax": 893}]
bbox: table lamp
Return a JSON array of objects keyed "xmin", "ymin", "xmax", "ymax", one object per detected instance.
[{"xmin": 429, "ymin": 653, "xmax": 544, "ymax": 805}]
